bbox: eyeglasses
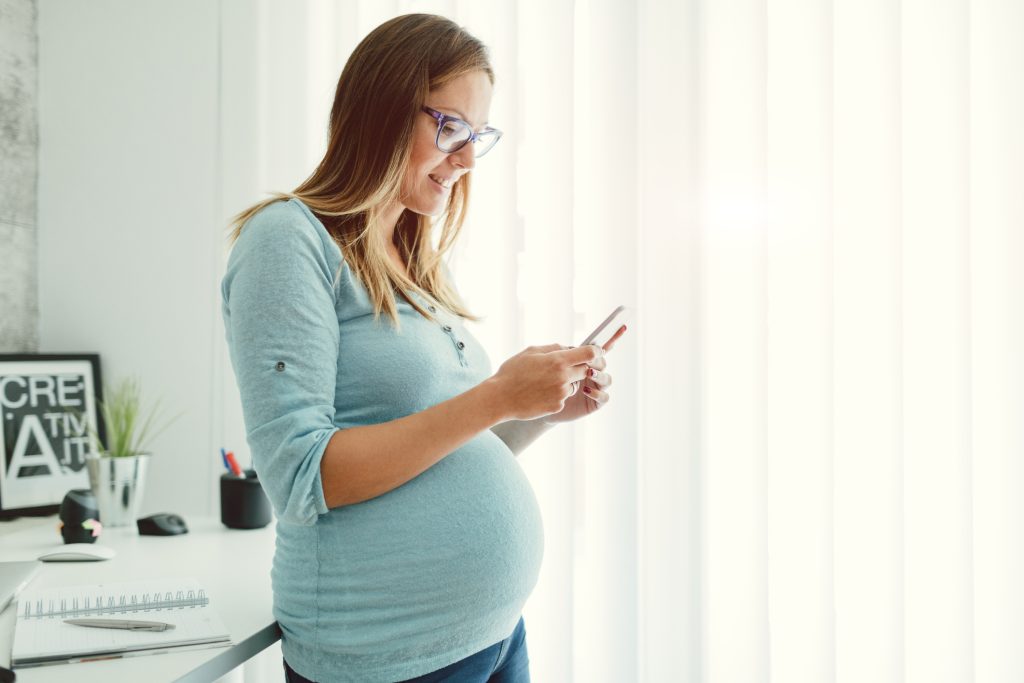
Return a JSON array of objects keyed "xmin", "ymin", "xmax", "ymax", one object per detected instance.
[{"xmin": 421, "ymin": 107, "xmax": 503, "ymax": 158}]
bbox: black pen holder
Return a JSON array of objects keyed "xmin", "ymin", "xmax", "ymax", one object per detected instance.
[{"xmin": 220, "ymin": 469, "xmax": 272, "ymax": 529}]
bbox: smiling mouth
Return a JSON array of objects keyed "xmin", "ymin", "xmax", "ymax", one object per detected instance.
[{"xmin": 429, "ymin": 174, "xmax": 453, "ymax": 189}]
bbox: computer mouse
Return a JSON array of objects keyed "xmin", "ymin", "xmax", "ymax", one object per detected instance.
[
  {"xmin": 137, "ymin": 513, "xmax": 189, "ymax": 536},
  {"xmin": 37, "ymin": 543, "xmax": 116, "ymax": 562}
]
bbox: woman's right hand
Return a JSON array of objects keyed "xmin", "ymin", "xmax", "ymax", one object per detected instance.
[{"xmin": 490, "ymin": 344, "xmax": 604, "ymax": 421}]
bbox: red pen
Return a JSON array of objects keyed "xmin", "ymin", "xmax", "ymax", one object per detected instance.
[{"xmin": 225, "ymin": 451, "xmax": 243, "ymax": 477}]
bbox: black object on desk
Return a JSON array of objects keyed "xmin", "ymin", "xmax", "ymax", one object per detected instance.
[
  {"xmin": 59, "ymin": 489, "xmax": 99, "ymax": 544},
  {"xmin": 220, "ymin": 469, "xmax": 272, "ymax": 529},
  {"xmin": 138, "ymin": 513, "xmax": 189, "ymax": 536}
]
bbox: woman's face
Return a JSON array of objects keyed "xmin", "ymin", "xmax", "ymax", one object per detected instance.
[{"xmin": 398, "ymin": 69, "xmax": 494, "ymax": 219}]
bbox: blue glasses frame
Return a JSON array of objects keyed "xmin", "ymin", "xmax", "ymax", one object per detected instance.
[{"xmin": 421, "ymin": 106, "xmax": 503, "ymax": 157}]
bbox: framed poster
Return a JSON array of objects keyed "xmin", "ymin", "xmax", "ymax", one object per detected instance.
[{"xmin": 0, "ymin": 354, "xmax": 106, "ymax": 518}]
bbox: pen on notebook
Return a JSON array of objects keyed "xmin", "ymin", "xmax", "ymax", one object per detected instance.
[
  {"xmin": 64, "ymin": 618, "xmax": 175, "ymax": 632},
  {"xmin": 220, "ymin": 447, "xmax": 231, "ymax": 473}
]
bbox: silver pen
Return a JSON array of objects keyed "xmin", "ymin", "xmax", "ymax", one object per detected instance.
[{"xmin": 64, "ymin": 618, "xmax": 175, "ymax": 632}]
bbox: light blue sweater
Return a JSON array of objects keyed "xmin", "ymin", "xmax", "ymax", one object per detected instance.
[{"xmin": 220, "ymin": 199, "xmax": 544, "ymax": 682}]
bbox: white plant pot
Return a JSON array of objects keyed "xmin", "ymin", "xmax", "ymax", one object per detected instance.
[{"xmin": 86, "ymin": 453, "xmax": 150, "ymax": 527}]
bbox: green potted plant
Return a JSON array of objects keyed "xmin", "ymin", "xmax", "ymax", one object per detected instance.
[{"xmin": 81, "ymin": 376, "xmax": 183, "ymax": 527}]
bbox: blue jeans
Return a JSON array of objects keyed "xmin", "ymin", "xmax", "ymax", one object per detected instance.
[{"xmin": 283, "ymin": 616, "xmax": 530, "ymax": 683}]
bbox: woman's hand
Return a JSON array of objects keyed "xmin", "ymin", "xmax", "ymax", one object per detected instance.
[
  {"xmin": 491, "ymin": 344, "xmax": 603, "ymax": 422},
  {"xmin": 541, "ymin": 324, "xmax": 627, "ymax": 425}
]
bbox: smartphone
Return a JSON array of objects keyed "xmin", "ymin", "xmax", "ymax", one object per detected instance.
[{"xmin": 580, "ymin": 305, "xmax": 629, "ymax": 349}]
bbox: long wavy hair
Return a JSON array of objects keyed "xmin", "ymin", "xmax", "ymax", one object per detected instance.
[{"xmin": 227, "ymin": 13, "xmax": 492, "ymax": 331}]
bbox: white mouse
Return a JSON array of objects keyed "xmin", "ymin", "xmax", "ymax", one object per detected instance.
[{"xmin": 37, "ymin": 543, "xmax": 116, "ymax": 562}]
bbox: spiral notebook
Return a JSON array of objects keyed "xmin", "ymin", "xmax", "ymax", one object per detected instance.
[{"xmin": 12, "ymin": 578, "xmax": 231, "ymax": 668}]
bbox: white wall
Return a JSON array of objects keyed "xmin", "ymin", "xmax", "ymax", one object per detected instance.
[{"xmin": 38, "ymin": 0, "xmax": 223, "ymax": 518}]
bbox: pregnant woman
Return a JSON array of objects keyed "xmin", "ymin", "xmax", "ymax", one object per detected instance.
[{"xmin": 221, "ymin": 13, "xmax": 622, "ymax": 683}]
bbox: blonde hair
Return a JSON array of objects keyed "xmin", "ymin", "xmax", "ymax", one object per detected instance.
[{"xmin": 227, "ymin": 13, "xmax": 493, "ymax": 331}]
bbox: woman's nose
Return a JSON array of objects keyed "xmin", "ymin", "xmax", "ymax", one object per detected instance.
[{"xmin": 450, "ymin": 142, "xmax": 476, "ymax": 171}]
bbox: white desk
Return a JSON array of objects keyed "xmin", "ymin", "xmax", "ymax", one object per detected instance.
[{"xmin": 0, "ymin": 515, "xmax": 279, "ymax": 682}]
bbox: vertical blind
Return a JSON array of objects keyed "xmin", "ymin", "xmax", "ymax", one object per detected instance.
[{"xmin": 217, "ymin": 1, "xmax": 1024, "ymax": 681}]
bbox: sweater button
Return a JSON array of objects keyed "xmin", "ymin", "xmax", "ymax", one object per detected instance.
[
  {"xmin": 443, "ymin": 325, "xmax": 452, "ymax": 332},
  {"xmin": 457, "ymin": 341, "xmax": 465, "ymax": 350},
  {"xmin": 428, "ymin": 305, "xmax": 437, "ymax": 313},
  {"xmin": 275, "ymin": 362, "xmax": 285, "ymax": 372}
]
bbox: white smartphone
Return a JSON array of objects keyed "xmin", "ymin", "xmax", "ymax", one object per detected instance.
[{"xmin": 579, "ymin": 305, "xmax": 629, "ymax": 349}]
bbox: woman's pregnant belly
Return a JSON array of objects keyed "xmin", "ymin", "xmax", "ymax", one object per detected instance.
[{"xmin": 273, "ymin": 429, "xmax": 545, "ymax": 653}]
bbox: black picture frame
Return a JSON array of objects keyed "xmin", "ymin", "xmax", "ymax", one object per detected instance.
[{"xmin": 0, "ymin": 353, "xmax": 106, "ymax": 519}]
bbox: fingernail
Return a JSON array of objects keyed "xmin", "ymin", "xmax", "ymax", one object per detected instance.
[
  {"xmin": 583, "ymin": 386, "xmax": 592, "ymax": 395},
  {"xmin": 588, "ymin": 367, "xmax": 595, "ymax": 378}
]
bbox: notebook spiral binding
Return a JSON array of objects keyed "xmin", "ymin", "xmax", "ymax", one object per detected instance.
[{"xmin": 22, "ymin": 589, "xmax": 209, "ymax": 619}]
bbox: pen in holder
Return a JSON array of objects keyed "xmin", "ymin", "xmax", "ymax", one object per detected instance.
[{"xmin": 219, "ymin": 469, "xmax": 272, "ymax": 529}]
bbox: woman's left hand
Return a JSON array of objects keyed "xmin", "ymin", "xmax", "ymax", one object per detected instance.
[{"xmin": 540, "ymin": 324, "xmax": 627, "ymax": 425}]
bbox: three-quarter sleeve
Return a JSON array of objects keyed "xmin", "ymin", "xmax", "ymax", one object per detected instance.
[{"xmin": 221, "ymin": 204, "xmax": 340, "ymax": 526}]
